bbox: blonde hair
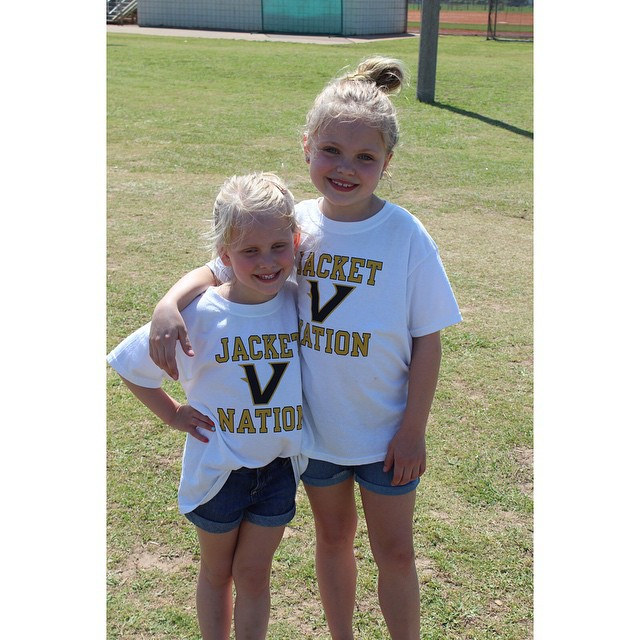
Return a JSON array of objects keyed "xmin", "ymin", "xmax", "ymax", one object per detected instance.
[
  {"xmin": 303, "ymin": 56, "xmax": 406, "ymax": 154},
  {"xmin": 208, "ymin": 172, "xmax": 297, "ymax": 259}
]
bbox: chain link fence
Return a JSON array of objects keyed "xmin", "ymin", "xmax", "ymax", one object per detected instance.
[{"xmin": 408, "ymin": 1, "xmax": 533, "ymax": 40}]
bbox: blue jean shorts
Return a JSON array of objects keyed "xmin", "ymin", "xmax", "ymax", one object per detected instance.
[
  {"xmin": 301, "ymin": 458, "xmax": 419, "ymax": 496},
  {"xmin": 185, "ymin": 457, "xmax": 297, "ymax": 534}
]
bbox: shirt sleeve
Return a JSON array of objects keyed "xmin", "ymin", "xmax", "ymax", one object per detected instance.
[
  {"xmin": 407, "ymin": 234, "xmax": 462, "ymax": 337},
  {"xmin": 107, "ymin": 323, "xmax": 169, "ymax": 388},
  {"xmin": 206, "ymin": 258, "xmax": 234, "ymax": 283}
]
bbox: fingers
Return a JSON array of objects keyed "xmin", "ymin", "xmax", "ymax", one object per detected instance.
[
  {"xmin": 149, "ymin": 325, "xmax": 192, "ymax": 380},
  {"xmin": 160, "ymin": 335, "xmax": 180, "ymax": 380},
  {"xmin": 390, "ymin": 460, "xmax": 426, "ymax": 486},
  {"xmin": 178, "ymin": 327, "xmax": 195, "ymax": 358},
  {"xmin": 173, "ymin": 406, "xmax": 216, "ymax": 443},
  {"xmin": 187, "ymin": 426, "xmax": 210, "ymax": 444},
  {"xmin": 383, "ymin": 447, "xmax": 394, "ymax": 473},
  {"xmin": 149, "ymin": 335, "xmax": 180, "ymax": 380},
  {"xmin": 193, "ymin": 411, "xmax": 216, "ymax": 431},
  {"xmin": 186, "ymin": 419, "xmax": 215, "ymax": 443},
  {"xmin": 384, "ymin": 443, "xmax": 420, "ymax": 485},
  {"xmin": 159, "ymin": 339, "xmax": 179, "ymax": 380}
]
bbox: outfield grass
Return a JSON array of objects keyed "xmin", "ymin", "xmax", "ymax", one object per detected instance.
[{"xmin": 107, "ymin": 33, "xmax": 532, "ymax": 639}]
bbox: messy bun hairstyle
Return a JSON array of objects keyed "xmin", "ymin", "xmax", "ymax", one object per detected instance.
[{"xmin": 303, "ymin": 56, "xmax": 407, "ymax": 154}]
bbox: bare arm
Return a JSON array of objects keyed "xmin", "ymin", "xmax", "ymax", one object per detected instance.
[
  {"xmin": 120, "ymin": 377, "xmax": 215, "ymax": 443},
  {"xmin": 383, "ymin": 331, "xmax": 442, "ymax": 486},
  {"xmin": 149, "ymin": 266, "xmax": 218, "ymax": 379}
]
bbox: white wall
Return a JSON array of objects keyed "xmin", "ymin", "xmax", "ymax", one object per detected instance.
[
  {"xmin": 138, "ymin": 0, "xmax": 262, "ymax": 32},
  {"xmin": 138, "ymin": 0, "xmax": 407, "ymax": 36},
  {"xmin": 342, "ymin": 0, "xmax": 406, "ymax": 36}
]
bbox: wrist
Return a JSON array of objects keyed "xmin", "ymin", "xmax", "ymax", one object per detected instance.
[
  {"xmin": 398, "ymin": 419, "xmax": 427, "ymax": 436},
  {"xmin": 154, "ymin": 296, "xmax": 179, "ymax": 312},
  {"xmin": 166, "ymin": 401, "xmax": 183, "ymax": 427}
]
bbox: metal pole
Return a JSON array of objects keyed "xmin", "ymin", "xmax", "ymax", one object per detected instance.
[{"xmin": 416, "ymin": 0, "xmax": 441, "ymax": 104}]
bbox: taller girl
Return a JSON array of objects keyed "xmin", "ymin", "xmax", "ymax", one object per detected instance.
[
  {"xmin": 296, "ymin": 55, "xmax": 461, "ymax": 640},
  {"xmin": 151, "ymin": 57, "xmax": 462, "ymax": 640}
]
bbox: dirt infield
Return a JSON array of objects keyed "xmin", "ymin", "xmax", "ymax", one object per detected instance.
[
  {"xmin": 407, "ymin": 9, "xmax": 533, "ymax": 37},
  {"xmin": 408, "ymin": 10, "xmax": 533, "ymax": 26}
]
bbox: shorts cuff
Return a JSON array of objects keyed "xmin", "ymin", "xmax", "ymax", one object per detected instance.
[
  {"xmin": 185, "ymin": 510, "xmax": 243, "ymax": 534},
  {"xmin": 301, "ymin": 469, "xmax": 352, "ymax": 488},
  {"xmin": 356, "ymin": 476, "xmax": 420, "ymax": 496},
  {"xmin": 245, "ymin": 505, "xmax": 296, "ymax": 528}
]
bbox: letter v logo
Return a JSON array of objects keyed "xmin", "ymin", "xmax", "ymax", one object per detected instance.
[
  {"xmin": 309, "ymin": 280, "xmax": 355, "ymax": 323},
  {"xmin": 240, "ymin": 362, "xmax": 289, "ymax": 405}
]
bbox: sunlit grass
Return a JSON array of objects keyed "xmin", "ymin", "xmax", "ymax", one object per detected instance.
[{"xmin": 108, "ymin": 32, "xmax": 532, "ymax": 639}]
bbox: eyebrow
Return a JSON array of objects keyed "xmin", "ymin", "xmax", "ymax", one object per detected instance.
[{"xmin": 319, "ymin": 140, "xmax": 379, "ymax": 154}]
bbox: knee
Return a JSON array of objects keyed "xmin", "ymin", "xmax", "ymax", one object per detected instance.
[
  {"xmin": 372, "ymin": 541, "xmax": 416, "ymax": 573},
  {"xmin": 315, "ymin": 518, "xmax": 357, "ymax": 551},
  {"xmin": 232, "ymin": 559, "xmax": 272, "ymax": 595},
  {"xmin": 199, "ymin": 560, "xmax": 232, "ymax": 590}
]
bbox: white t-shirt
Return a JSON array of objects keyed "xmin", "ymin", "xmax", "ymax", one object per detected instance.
[
  {"xmin": 294, "ymin": 199, "xmax": 462, "ymax": 465},
  {"xmin": 107, "ymin": 282, "xmax": 306, "ymax": 514}
]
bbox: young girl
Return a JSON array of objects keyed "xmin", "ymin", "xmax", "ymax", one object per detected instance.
[
  {"xmin": 149, "ymin": 58, "xmax": 462, "ymax": 640},
  {"xmin": 108, "ymin": 172, "xmax": 307, "ymax": 640}
]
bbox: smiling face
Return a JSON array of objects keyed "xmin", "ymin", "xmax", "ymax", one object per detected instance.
[
  {"xmin": 304, "ymin": 119, "xmax": 392, "ymax": 222},
  {"xmin": 219, "ymin": 214, "xmax": 299, "ymax": 304}
]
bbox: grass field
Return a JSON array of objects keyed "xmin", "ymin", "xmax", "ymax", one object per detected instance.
[{"xmin": 107, "ymin": 32, "xmax": 532, "ymax": 639}]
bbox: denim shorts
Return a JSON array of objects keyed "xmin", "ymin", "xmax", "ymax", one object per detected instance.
[
  {"xmin": 301, "ymin": 458, "xmax": 419, "ymax": 496},
  {"xmin": 185, "ymin": 457, "xmax": 296, "ymax": 534}
]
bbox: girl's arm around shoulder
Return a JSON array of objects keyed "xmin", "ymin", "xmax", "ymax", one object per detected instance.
[
  {"xmin": 150, "ymin": 266, "xmax": 219, "ymax": 380},
  {"xmin": 383, "ymin": 331, "xmax": 442, "ymax": 486},
  {"xmin": 119, "ymin": 376, "xmax": 215, "ymax": 444}
]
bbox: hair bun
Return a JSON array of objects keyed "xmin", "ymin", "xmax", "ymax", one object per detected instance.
[{"xmin": 350, "ymin": 56, "xmax": 405, "ymax": 95}]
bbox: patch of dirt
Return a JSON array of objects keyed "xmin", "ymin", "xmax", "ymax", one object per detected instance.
[
  {"xmin": 114, "ymin": 543, "xmax": 195, "ymax": 581},
  {"xmin": 513, "ymin": 446, "xmax": 533, "ymax": 468},
  {"xmin": 484, "ymin": 508, "xmax": 529, "ymax": 534},
  {"xmin": 513, "ymin": 446, "xmax": 533, "ymax": 497}
]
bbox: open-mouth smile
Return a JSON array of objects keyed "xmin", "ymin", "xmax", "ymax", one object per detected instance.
[
  {"xmin": 254, "ymin": 271, "xmax": 281, "ymax": 282},
  {"xmin": 328, "ymin": 178, "xmax": 358, "ymax": 192}
]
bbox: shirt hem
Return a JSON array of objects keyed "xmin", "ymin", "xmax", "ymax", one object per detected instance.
[{"xmin": 301, "ymin": 450, "xmax": 387, "ymax": 466}]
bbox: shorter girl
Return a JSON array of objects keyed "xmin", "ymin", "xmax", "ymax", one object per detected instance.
[{"xmin": 108, "ymin": 172, "xmax": 306, "ymax": 640}]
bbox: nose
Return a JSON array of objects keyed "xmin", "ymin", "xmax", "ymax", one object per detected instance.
[
  {"xmin": 258, "ymin": 252, "xmax": 277, "ymax": 269},
  {"xmin": 337, "ymin": 158, "xmax": 355, "ymax": 175}
]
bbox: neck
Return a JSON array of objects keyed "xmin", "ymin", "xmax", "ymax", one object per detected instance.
[
  {"xmin": 319, "ymin": 195, "xmax": 385, "ymax": 222},
  {"xmin": 216, "ymin": 282, "xmax": 276, "ymax": 305}
]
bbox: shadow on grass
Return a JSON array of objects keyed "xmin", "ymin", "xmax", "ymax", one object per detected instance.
[{"xmin": 431, "ymin": 101, "xmax": 533, "ymax": 139}]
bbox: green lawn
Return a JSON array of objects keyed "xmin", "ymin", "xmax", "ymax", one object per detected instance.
[{"xmin": 107, "ymin": 33, "xmax": 532, "ymax": 639}]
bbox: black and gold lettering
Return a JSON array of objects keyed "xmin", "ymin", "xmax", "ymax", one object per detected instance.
[
  {"xmin": 217, "ymin": 408, "xmax": 235, "ymax": 432},
  {"xmin": 237, "ymin": 409, "xmax": 256, "ymax": 434},
  {"xmin": 215, "ymin": 337, "xmax": 230, "ymax": 363},
  {"xmin": 216, "ymin": 405, "xmax": 302, "ymax": 434},
  {"xmin": 241, "ymin": 362, "xmax": 289, "ymax": 405},
  {"xmin": 297, "ymin": 321, "xmax": 371, "ymax": 358},
  {"xmin": 309, "ymin": 280, "xmax": 355, "ymax": 323},
  {"xmin": 298, "ymin": 252, "xmax": 383, "ymax": 286}
]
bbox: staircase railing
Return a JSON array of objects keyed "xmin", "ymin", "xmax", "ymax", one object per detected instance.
[{"xmin": 106, "ymin": 0, "xmax": 137, "ymax": 24}]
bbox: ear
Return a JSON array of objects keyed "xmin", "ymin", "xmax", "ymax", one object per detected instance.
[
  {"xmin": 302, "ymin": 135, "xmax": 311, "ymax": 163},
  {"xmin": 293, "ymin": 231, "xmax": 302, "ymax": 251},
  {"xmin": 382, "ymin": 152, "xmax": 393, "ymax": 176},
  {"xmin": 219, "ymin": 247, "xmax": 232, "ymax": 267}
]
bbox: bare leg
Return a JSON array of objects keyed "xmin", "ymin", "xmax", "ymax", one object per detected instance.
[
  {"xmin": 304, "ymin": 479, "xmax": 358, "ymax": 640},
  {"xmin": 360, "ymin": 487, "xmax": 421, "ymax": 640},
  {"xmin": 195, "ymin": 526, "xmax": 240, "ymax": 640},
  {"xmin": 232, "ymin": 520, "xmax": 286, "ymax": 640}
]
